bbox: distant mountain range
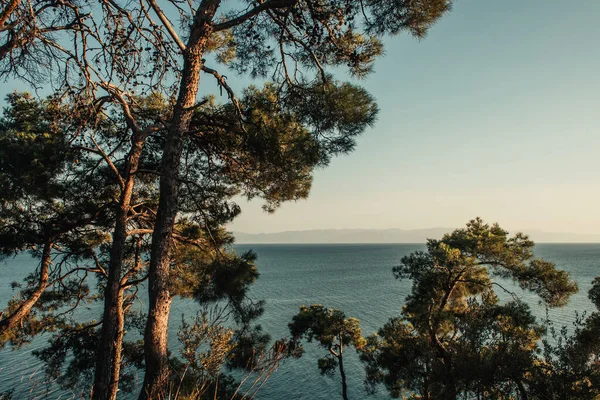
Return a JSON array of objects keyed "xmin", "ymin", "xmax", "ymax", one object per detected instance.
[{"xmin": 232, "ymin": 228, "xmax": 600, "ymax": 244}]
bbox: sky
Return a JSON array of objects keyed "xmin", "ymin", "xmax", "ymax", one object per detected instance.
[
  {"xmin": 2, "ymin": 0, "xmax": 599, "ymax": 235},
  {"xmin": 227, "ymin": 0, "xmax": 600, "ymax": 234}
]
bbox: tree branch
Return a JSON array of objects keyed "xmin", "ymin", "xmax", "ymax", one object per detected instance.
[
  {"xmin": 89, "ymin": 134, "xmax": 125, "ymax": 189},
  {"xmin": 201, "ymin": 65, "xmax": 244, "ymax": 126},
  {"xmin": 0, "ymin": 0, "xmax": 21, "ymax": 29},
  {"xmin": 146, "ymin": 0, "xmax": 186, "ymax": 52},
  {"xmin": 213, "ymin": 0, "xmax": 298, "ymax": 32}
]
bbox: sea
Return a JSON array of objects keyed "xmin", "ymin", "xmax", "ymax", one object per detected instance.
[{"xmin": 0, "ymin": 243, "xmax": 598, "ymax": 399}]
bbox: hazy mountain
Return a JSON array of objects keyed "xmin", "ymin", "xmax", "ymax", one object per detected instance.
[{"xmin": 232, "ymin": 228, "xmax": 600, "ymax": 244}]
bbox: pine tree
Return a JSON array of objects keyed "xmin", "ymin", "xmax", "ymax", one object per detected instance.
[
  {"xmin": 289, "ymin": 305, "xmax": 365, "ymax": 400},
  {"xmin": 361, "ymin": 219, "xmax": 578, "ymax": 399},
  {"xmin": 527, "ymin": 277, "xmax": 600, "ymax": 399},
  {"xmin": 0, "ymin": 2, "xmax": 453, "ymax": 398},
  {"xmin": 0, "ymin": 93, "xmax": 113, "ymax": 346}
]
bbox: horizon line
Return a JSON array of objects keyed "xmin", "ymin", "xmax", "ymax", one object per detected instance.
[{"xmin": 231, "ymin": 227, "xmax": 600, "ymax": 236}]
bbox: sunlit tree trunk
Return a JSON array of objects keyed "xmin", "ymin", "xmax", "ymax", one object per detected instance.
[
  {"xmin": 140, "ymin": 2, "xmax": 221, "ymax": 398},
  {"xmin": 0, "ymin": 238, "xmax": 51, "ymax": 334},
  {"xmin": 93, "ymin": 132, "xmax": 147, "ymax": 400},
  {"xmin": 0, "ymin": 0, "xmax": 21, "ymax": 29}
]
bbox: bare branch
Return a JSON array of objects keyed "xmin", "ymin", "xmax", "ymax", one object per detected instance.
[
  {"xmin": 89, "ymin": 134, "xmax": 125, "ymax": 189},
  {"xmin": 201, "ymin": 65, "xmax": 245, "ymax": 127},
  {"xmin": 146, "ymin": 0, "xmax": 186, "ymax": 52}
]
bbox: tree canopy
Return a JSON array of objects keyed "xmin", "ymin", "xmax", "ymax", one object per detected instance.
[
  {"xmin": 361, "ymin": 219, "xmax": 579, "ymax": 399},
  {"xmin": 0, "ymin": 0, "xmax": 456, "ymax": 398},
  {"xmin": 289, "ymin": 304, "xmax": 366, "ymax": 400}
]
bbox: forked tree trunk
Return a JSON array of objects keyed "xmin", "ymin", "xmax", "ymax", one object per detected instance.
[
  {"xmin": 139, "ymin": 2, "xmax": 221, "ymax": 399},
  {"xmin": 0, "ymin": 238, "xmax": 52, "ymax": 335},
  {"xmin": 93, "ymin": 132, "xmax": 147, "ymax": 400}
]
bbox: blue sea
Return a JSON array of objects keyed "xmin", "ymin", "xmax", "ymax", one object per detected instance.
[{"xmin": 0, "ymin": 244, "xmax": 598, "ymax": 399}]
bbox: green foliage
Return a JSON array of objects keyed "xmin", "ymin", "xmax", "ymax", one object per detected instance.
[
  {"xmin": 289, "ymin": 305, "xmax": 365, "ymax": 375},
  {"xmin": 186, "ymin": 78, "xmax": 378, "ymax": 213},
  {"xmin": 0, "ymin": 93, "xmax": 115, "ymax": 350},
  {"xmin": 1, "ymin": 277, "xmax": 93, "ymax": 349},
  {"xmin": 366, "ymin": 0, "xmax": 453, "ymax": 37},
  {"xmin": 362, "ymin": 219, "xmax": 579, "ymax": 399},
  {"xmin": 176, "ymin": 310, "xmax": 236, "ymax": 397},
  {"xmin": 173, "ymin": 308, "xmax": 295, "ymax": 400},
  {"xmin": 526, "ymin": 278, "xmax": 600, "ymax": 399},
  {"xmin": 32, "ymin": 309, "xmax": 148, "ymax": 395},
  {"xmin": 0, "ymin": 93, "xmax": 73, "ymax": 201},
  {"xmin": 225, "ymin": 0, "xmax": 452, "ymax": 79},
  {"xmin": 0, "ymin": 93, "xmax": 102, "ymax": 255},
  {"xmin": 588, "ymin": 276, "xmax": 600, "ymax": 309},
  {"xmin": 34, "ymin": 322, "xmax": 100, "ymax": 388}
]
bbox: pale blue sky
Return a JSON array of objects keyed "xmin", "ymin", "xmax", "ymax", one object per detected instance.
[
  {"xmin": 229, "ymin": 0, "xmax": 600, "ymax": 234},
  {"xmin": 2, "ymin": 1, "xmax": 599, "ymax": 234}
]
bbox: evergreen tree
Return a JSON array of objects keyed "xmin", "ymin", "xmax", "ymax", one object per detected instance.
[
  {"xmin": 0, "ymin": 93, "xmax": 114, "ymax": 346},
  {"xmin": 526, "ymin": 277, "xmax": 600, "ymax": 399},
  {"xmin": 361, "ymin": 219, "xmax": 578, "ymax": 399},
  {"xmin": 289, "ymin": 305, "xmax": 365, "ymax": 400},
  {"xmin": 0, "ymin": 1, "xmax": 453, "ymax": 398},
  {"xmin": 0, "ymin": 90, "xmax": 364, "ymax": 398},
  {"xmin": 0, "ymin": 94, "xmax": 271, "ymax": 397}
]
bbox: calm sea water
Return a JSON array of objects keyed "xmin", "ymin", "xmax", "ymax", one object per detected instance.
[{"xmin": 0, "ymin": 244, "xmax": 598, "ymax": 399}]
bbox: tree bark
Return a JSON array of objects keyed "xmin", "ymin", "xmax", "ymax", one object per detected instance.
[
  {"xmin": 0, "ymin": 0, "xmax": 21, "ymax": 29},
  {"xmin": 0, "ymin": 238, "xmax": 51, "ymax": 335},
  {"xmin": 92, "ymin": 131, "xmax": 147, "ymax": 400},
  {"xmin": 139, "ymin": 2, "xmax": 221, "ymax": 399},
  {"xmin": 338, "ymin": 352, "xmax": 349, "ymax": 400}
]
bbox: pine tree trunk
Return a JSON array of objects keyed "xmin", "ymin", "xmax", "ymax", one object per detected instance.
[
  {"xmin": 139, "ymin": 2, "xmax": 221, "ymax": 399},
  {"xmin": 110, "ymin": 289, "xmax": 126, "ymax": 399},
  {"xmin": 92, "ymin": 132, "xmax": 146, "ymax": 400},
  {"xmin": 0, "ymin": 238, "xmax": 51, "ymax": 334},
  {"xmin": 93, "ymin": 288, "xmax": 126, "ymax": 400},
  {"xmin": 338, "ymin": 353, "xmax": 349, "ymax": 400},
  {"xmin": 0, "ymin": 0, "xmax": 21, "ymax": 28}
]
